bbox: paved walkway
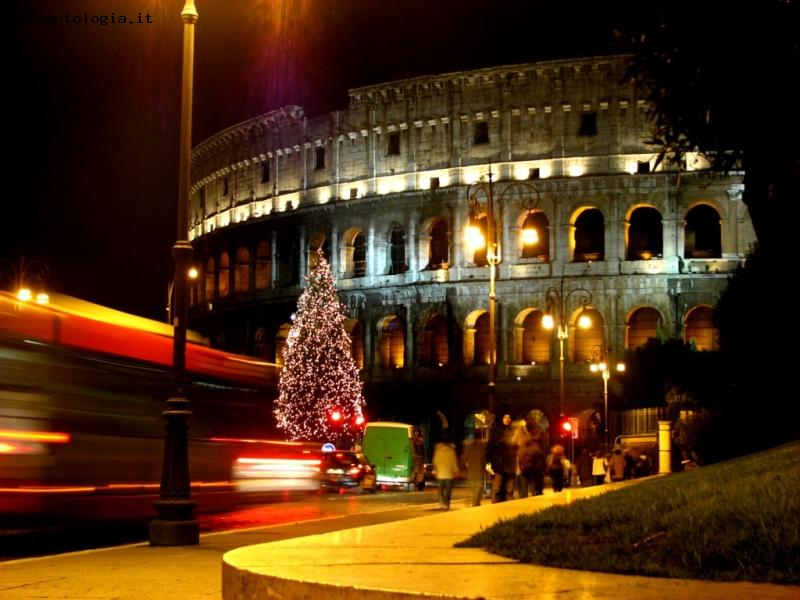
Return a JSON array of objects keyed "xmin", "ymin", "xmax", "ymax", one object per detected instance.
[
  {"xmin": 223, "ymin": 481, "xmax": 798, "ymax": 600},
  {"xmin": 1, "ymin": 482, "xmax": 796, "ymax": 599}
]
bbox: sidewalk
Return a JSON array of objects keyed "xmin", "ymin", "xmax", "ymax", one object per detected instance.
[
  {"xmin": 1, "ymin": 482, "xmax": 796, "ymax": 599},
  {"xmin": 0, "ymin": 505, "xmax": 430, "ymax": 600},
  {"xmin": 222, "ymin": 481, "xmax": 798, "ymax": 600}
]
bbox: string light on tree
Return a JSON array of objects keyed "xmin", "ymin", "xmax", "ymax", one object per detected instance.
[{"xmin": 273, "ymin": 249, "xmax": 365, "ymax": 444}]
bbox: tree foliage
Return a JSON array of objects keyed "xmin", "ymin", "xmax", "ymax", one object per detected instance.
[{"xmin": 618, "ymin": 1, "xmax": 800, "ymax": 239}]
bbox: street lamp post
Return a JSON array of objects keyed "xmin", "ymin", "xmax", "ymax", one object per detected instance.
[
  {"xmin": 542, "ymin": 278, "xmax": 592, "ymax": 417},
  {"xmin": 166, "ymin": 267, "xmax": 199, "ymax": 324},
  {"xmin": 590, "ymin": 361, "xmax": 626, "ymax": 451},
  {"xmin": 149, "ymin": 0, "xmax": 199, "ymax": 546},
  {"xmin": 465, "ymin": 173, "xmax": 540, "ymax": 417}
]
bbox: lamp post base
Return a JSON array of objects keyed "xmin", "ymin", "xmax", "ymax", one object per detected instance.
[{"xmin": 149, "ymin": 499, "xmax": 199, "ymax": 546}]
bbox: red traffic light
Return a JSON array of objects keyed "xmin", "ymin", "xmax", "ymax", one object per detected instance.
[
  {"xmin": 354, "ymin": 415, "xmax": 365, "ymax": 427},
  {"xmin": 561, "ymin": 420, "xmax": 572, "ymax": 432},
  {"xmin": 330, "ymin": 410, "xmax": 342, "ymax": 423}
]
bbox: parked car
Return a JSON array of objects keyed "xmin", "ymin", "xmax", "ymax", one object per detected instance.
[
  {"xmin": 362, "ymin": 422, "xmax": 426, "ymax": 491},
  {"xmin": 319, "ymin": 451, "xmax": 378, "ymax": 493}
]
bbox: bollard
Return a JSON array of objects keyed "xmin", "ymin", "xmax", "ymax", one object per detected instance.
[{"xmin": 658, "ymin": 420, "xmax": 672, "ymax": 474}]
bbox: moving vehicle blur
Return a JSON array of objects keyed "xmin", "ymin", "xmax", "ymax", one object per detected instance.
[
  {"xmin": 0, "ymin": 290, "xmax": 310, "ymax": 519},
  {"xmin": 318, "ymin": 451, "xmax": 377, "ymax": 493}
]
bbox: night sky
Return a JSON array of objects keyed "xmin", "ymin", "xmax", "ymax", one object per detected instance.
[{"xmin": 9, "ymin": 0, "xmax": 651, "ymax": 320}]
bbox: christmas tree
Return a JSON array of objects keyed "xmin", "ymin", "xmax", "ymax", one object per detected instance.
[{"xmin": 273, "ymin": 250, "xmax": 365, "ymax": 444}]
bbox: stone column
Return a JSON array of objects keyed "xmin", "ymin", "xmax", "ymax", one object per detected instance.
[
  {"xmin": 663, "ymin": 188, "xmax": 681, "ymax": 263},
  {"xmin": 726, "ymin": 186, "xmax": 744, "ymax": 256},
  {"xmin": 367, "ymin": 222, "xmax": 376, "ymax": 282},
  {"xmin": 330, "ymin": 227, "xmax": 339, "ymax": 278},
  {"xmin": 270, "ymin": 231, "xmax": 278, "ymax": 288},
  {"xmin": 404, "ymin": 307, "xmax": 415, "ymax": 371},
  {"xmin": 298, "ymin": 226, "xmax": 307, "ymax": 288}
]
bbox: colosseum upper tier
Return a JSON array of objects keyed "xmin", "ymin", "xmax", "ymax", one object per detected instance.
[{"xmin": 187, "ymin": 55, "xmax": 754, "ymax": 430}]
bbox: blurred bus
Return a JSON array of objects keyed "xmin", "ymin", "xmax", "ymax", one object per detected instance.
[{"xmin": 0, "ymin": 291, "xmax": 318, "ymax": 518}]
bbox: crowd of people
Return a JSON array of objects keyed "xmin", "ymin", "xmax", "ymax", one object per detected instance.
[{"xmin": 432, "ymin": 413, "xmax": 654, "ymax": 508}]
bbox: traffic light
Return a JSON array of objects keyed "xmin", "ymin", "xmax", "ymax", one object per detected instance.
[
  {"xmin": 329, "ymin": 410, "xmax": 342, "ymax": 424},
  {"xmin": 354, "ymin": 415, "xmax": 365, "ymax": 428}
]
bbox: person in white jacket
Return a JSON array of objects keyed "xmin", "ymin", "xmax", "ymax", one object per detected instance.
[
  {"xmin": 592, "ymin": 450, "xmax": 608, "ymax": 485},
  {"xmin": 433, "ymin": 432, "xmax": 459, "ymax": 509}
]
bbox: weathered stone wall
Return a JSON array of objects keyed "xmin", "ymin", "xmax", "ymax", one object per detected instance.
[{"xmin": 187, "ymin": 56, "xmax": 756, "ymax": 429}]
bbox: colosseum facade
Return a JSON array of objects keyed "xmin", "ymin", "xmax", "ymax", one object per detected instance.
[{"xmin": 187, "ymin": 55, "xmax": 755, "ymax": 437}]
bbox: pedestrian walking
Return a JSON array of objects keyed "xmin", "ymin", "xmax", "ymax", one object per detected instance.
[
  {"xmin": 460, "ymin": 435, "xmax": 487, "ymax": 506},
  {"xmin": 515, "ymin": 418, "xmax": 546, "ymax": 497},
  {"xmin": 576, "ymin": 448, "xmax": 593, "ymax": 487},
  {"xmin": 592, "ymin": 450, "xmax": 607, "ymax": 485},
  {"xmin": 546, "ymin": 445, "xmax": 566, "ymax": 493},
  {"xmin": 608, "ymin": 448, "xmax": 626, "ymax": 482},
  {"xmin": 489, "ymin": 414, "xmax": 516, "ymax": 502},
  {"xmin": 432, "ymin": 432, "xmax": 459, "ymax": 509}
]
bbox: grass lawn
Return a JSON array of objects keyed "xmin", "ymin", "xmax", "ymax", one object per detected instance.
[{"xmin": 457, "ymin": 441, "xmax": 800, "ymax": 583}]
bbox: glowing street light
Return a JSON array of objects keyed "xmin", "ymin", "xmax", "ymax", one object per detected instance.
[
  {"xmin": 0, "ymin": 257, "xmax": 49, "ymax": 303},
  {"xmin": 166, "ymin": 266, "xmax": 200, "ymax": 324},
  {"xmin": 465, "ymin": 173, "xmax": 540, "ymax": 417},
  {"xmin": 590, "ymin": 361, "xmax": 626, "ymax": 450},
  {"xmin": 542, "ymin": 278, "xmax": 593, "ymax": 417},
  {"xmin": 149, "ymin": 0, "xmax": 199, "ymax": 547}
]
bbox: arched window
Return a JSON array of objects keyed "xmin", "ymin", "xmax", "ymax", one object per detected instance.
[
  {"xmin": 277, "ymin": 230, "xmax": 299, "ymax": 286},
  {"xmin": 684, "ymin": 306, "xmax": 718, "ymax": 351},
  {"xmin": 389, "ymin": 225, "xmax": 407, "ymax": 274},
  {"xmin": 428, "ymin": 220, "xmax": 449, "ymax": 269},
  {"xmin": 352, "ymin": 232, "xmax": 366, "ymax": 277},
  {"xmin": 234, "ymin": 247, "xmax": 250, "ymax": 293},
  {"xmin": 473, "ymin": 313, "xmax": 491, "ymax": 365},
  {"xmin": 344, "ymin": 319, "xmax": 364, "ymax": 369},
  {"xmin": 573, "ymin": 209, "xmax": 605, "ymax": 262},
  {"xmin": 627, "ymin": 207, "xmax": 663, "ymax": 260},
  {"xmin": 255, "ymin": 241, "xmax": 271, "ymax": 290},
  {"xmin": 275, "ymin": 323, "xmax": 291, "ymax": 366},
  {"xmin": 343, "ymin": 229, "xmax": 366, "ymax": 278},
  {"xmin": 627, "ymin": 307, "xmax": 662, "ymax": 349},
  {"xmin": 218, "ymin": 252, "xmax": 230, "ymax": 298},
  {"xmin": 572, "ymin": 309, "xmax": 604, "ymax": 363},
  {"xmin": 685, "ymin": 205, "xmax": 721, "ymax": 258},
  {"xmin": 520, "ymin": 211, "xmax": 549, "ymax": 260},
  {"xmin": 254, "ymin": 327, "xmax": 269, "ymax": 359},
  {"xmin": 378, "ymin": 316, "xmax": 405, "ymax": 368},
  {"xmin": 204, "ymin": 257, "xmax": 215, "ymax": 300},
  {"xmin": 419, "ymin": 313, "xmax": 449, "ymax": 366},
  {"xmin": 515, "ymin": 309, "xmax": 550, "ymax": 364},
  {"xmin": 189, "ymin": 273, "xmax": 199, "ymax": 307}
]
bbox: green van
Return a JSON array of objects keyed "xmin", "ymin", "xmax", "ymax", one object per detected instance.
[{"xmin": 361, "ymin": 422, "xmax": 426, "ymax": 491}]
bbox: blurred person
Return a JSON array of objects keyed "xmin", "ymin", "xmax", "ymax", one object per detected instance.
[
  {"xmin": 592, "ymin": 450, "xmax": 607, "ymax": 486},
  {"xmin": 608, "ymin": 448, "xmax": 626, "ymax": 482},
  {"xmin": 432, "ymin": 431, "xmax": 459, "ymax": 509},
  {"xmin": 546, "ymin": 444, "xmax": 566, "ymax": 493},
  {"xmin": 576, "ymin": 448, "xmax": 593, "ymax": 487},
  {"xmin": 562, "ymin": 455, "xmax": 573, "ymax": 487},
  {"xmin": 515, "ymin": 418, "xmax": 546, "ymax": 497},
  {"xmin": 623, "ymin": 449, "xmax": 636, "ymax": 480},
  {"xmin": 634, "ymin": 453, "xmax": 652, "ymax": 478},
  {"xmin": 460, "ymin": 434, "xmax": 488, "ymax": 506},
  {"xmin": 489, "ymin": 414, "xmax": 516, "ymax": 502}
]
